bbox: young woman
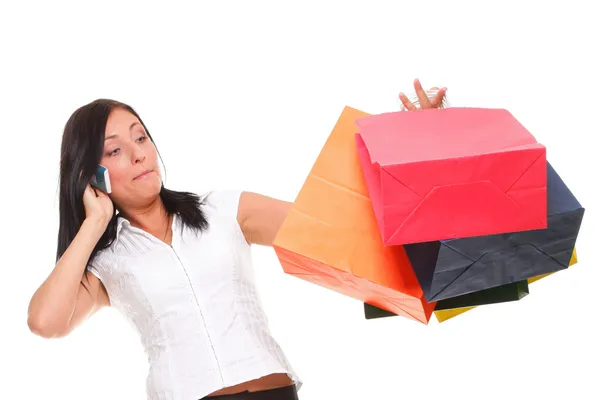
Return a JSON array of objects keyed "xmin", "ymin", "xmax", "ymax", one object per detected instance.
[{"xmin": 27, "ymin": 79, "xmax": 446, "ymax": 400}]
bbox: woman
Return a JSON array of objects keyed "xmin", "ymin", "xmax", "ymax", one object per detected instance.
[{"xmin": 27, "ymin": 79, "xmax": 446, "ymax": 400}]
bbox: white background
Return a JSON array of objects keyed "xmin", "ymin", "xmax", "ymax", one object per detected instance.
[{"xmin": 2, "ymin": 1, "xmax": 599, "ymax": 399}]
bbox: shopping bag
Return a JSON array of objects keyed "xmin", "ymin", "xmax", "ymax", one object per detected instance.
[
  {"xmin": 365, "ymin": 248, "xmax": 578, "ymax": 321},
  {"xmin": 406, "ymin": 162, "xmax": 584, "ymax": 303},
  {"xmin": 434, "ymin": 248, "xmax": 578, "ymax": 322},
  {"xmin": 355, "ymin": 107, "xmax": 547, "ymax": 245},
  {"xmin": 273, "ymin": 106, "xmax": 436, "ymax": 324},
  {"xmin": 364, "ymin": 280, "xmax": 529, "ymax": 319}
]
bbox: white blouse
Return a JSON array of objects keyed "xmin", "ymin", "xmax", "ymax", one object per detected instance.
[{"xmin": 87, "ymin": 190, "xmax": 301, "ymax": 400}]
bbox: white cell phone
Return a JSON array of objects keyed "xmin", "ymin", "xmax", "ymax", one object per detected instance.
[{"xmin": 90, "ymin": 165, "xmax": 112, "ymax": 193}]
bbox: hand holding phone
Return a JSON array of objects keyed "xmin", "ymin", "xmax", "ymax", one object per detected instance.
[{"xmin": 83, "ymin": 183, "xmax": 114, "ymax": 229}]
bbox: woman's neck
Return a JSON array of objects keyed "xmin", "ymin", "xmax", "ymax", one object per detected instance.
[{"xmin": 119, "ymin": 197, "xmax": 172, "ymax": 243}]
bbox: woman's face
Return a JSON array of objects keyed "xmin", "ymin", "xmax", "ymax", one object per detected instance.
[{"xmin": 101, "ymin": 108, "xmax": 162, "ymax": 207}]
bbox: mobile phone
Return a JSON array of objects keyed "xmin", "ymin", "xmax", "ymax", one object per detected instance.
[{"xmin": 90, "ymin": 165, "xmax": 112, "ymax": 193}]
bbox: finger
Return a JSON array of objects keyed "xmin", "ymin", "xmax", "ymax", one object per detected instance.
[
  {"xmin": 85, "ymin": 183, "xmax": 102, "ymax": 198},
  {"xmin": 430, "ymin": 87, "xmax": 448, "ymax": 108},
  {"xmin": 414, "ymin": 78, "xmax": 432, "ymax": 109},
  {"xmin": 399, "ymin": 92, "xmax": 417, "ymax": 111},
  {"xmin": 83, "ymin": 184, "xmax": 95, "ymax": 200},
  {"xmin": 90, "ymin": 184, "xmax": 108, "ymax": 197},
  {"xmin": 95, "ymin": 188, "xmax": 109, "ymax": 198}
]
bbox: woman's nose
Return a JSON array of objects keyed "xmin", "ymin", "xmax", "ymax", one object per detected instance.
[{"xmin": 132, "ymin": 147, "xmax": 146, "ymax": 164}]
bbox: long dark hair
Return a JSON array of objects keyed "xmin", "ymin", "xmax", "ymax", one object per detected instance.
[{"xmin": 57, "ymin": 99, "xmax": 209, "ymax": 285}]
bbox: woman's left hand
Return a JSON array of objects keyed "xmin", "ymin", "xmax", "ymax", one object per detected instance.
[{"xmin": 399, "ymin": 78, "xmax": 447, "ymax": 111}]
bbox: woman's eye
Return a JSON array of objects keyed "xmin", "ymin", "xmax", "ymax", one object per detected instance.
[{"xmin": 106, "ymin": 136, "xmax": 145, "ymax": 156}]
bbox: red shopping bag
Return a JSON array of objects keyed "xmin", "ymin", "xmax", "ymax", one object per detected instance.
[{"xmin": 355, "ymin": 107, "xmax": 547, "ymax": 245}]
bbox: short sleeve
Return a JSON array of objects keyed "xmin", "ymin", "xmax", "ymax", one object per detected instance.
[
  {"xmin": 201, "ymin": 190, "xmax": 249, "ymax": 247},
  {"xmin": 202, "ymin": 190, "xmax": 243, "ymax": 220},
  {"xmin": 86, "ymin": 261, "xmax": 103, "ymax": 282},
  {"xmin": 86, "ymin": 250, "xmax": 111, "ymax": 284}
]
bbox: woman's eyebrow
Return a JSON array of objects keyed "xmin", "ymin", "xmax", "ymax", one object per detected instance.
[{"xmin": 105, "ymin": 122, "xmax": 141, "ymax": 141}]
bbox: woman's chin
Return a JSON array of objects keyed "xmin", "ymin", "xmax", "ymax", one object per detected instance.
[
  {"xmin": 134, "ymin": 176, "xmax": 162, "ymax": 191},
  {"xmin": 127, "ymin": 183, "xmax": 162, "ymax": 201}
]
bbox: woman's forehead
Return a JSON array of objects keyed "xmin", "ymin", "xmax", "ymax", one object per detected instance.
[{"xmin": 105, "ymin": 109, "xmax": 142, "ymax": 136}]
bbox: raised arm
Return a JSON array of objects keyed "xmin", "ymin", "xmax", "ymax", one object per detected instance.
[
  {"xmin": 28, "ymin": 185, "xmax": 112, "ymax": 338},
  {"xmin": 237, "ymin": 191, "xmax": 292, "ymax": 246}
]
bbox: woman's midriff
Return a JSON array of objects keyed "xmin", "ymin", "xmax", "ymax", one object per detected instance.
[{"xmin": 207, "ymin": 373, "xmax": 293, "ymax": 396}]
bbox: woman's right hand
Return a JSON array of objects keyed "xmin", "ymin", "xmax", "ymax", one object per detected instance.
[{"xmin": 83, "ymin": 183, "xmax": 114, "ymax": 227}]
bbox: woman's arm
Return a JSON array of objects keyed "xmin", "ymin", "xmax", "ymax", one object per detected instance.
[
  {"xmin": 28, "ymin": 218, "xmax": 110, "ymax": 338},
  {"xmin": 237, "ymin": 191, "xmax": 292, "ymax": 246}
]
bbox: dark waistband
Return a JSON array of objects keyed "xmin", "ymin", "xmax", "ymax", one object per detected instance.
[{"xmin": 202, "ymin": 384, "xmax": 298, "ymax": 400}]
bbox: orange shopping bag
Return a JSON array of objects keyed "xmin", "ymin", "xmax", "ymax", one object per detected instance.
[{"xmin": 273, "ymin": 106, "xmax": 435, "ymax": 324}]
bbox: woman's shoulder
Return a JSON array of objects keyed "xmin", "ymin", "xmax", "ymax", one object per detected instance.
[
  {"xmin": 86, "ymin": 246, "xmax": 115, "ymax": 280},
  {"xmin": 199, "ymin": 189, "xmax": 244, "ymax": 219}
]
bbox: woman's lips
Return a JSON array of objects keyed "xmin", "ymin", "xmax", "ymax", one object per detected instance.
[{"xmin": 134, "ymin": 170, "xmax": 153, "ymax": 180}]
